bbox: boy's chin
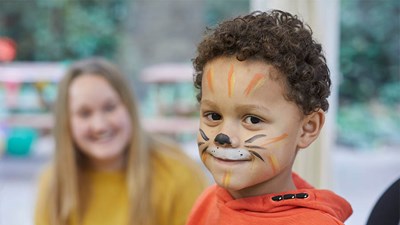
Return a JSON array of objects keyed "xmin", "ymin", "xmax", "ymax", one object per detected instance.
[
  {"xmin": 207, "ymin": 169, "xmax": 263, "ymax": 193},
  {"xmin": 211, "ymin": 172, "xmax": 275, "ymax": 199},
  {"xmin": 213, "ymin": 176, "xmax": 250, "ymax": 192},
  {"xmin": 215, "ymin": 179, "xmax": 258, "ymax": 199}
]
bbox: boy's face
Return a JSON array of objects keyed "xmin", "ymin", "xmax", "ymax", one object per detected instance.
[{"xmin": 198, "ymin": 56, "xmax": 305, "ymax": 198}]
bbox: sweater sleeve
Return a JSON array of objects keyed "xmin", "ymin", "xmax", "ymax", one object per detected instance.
[
  {"xmin": 152, "ymin": 154, "xmax": 209, "ymax": 225},
  {"xmin": 34, "ymin": 167, "xmax": 51, "ymax": 225},
  {"xmin": 169, "ymin": 163, "xmax": 208, "ymax": 225}
]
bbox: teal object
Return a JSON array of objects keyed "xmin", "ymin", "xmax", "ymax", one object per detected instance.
[{"xmin": 6, "ymin": 127, "xmax": 38, "ymax": 156}]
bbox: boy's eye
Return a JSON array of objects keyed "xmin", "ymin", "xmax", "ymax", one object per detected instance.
[
  {"xmin": 206, "ymin": 112, "xmax": 222, "ymax": 121},
  {"xmin": 244, "ymin": 116, "xmax": 262, "ymax": 124}
]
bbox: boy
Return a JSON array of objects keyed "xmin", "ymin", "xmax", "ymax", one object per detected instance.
[{"xmin": 187, "ymin": 10, "xmax": 352, "ymax": 225}]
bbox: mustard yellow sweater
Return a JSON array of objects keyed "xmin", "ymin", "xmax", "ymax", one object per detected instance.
[{"xmin": 35, "ymin": 154, "xmax": 207, "ymax": 225}]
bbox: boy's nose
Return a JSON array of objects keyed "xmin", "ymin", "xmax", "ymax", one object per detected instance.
[{"xmin": 214, "ymin": 133, "xmax": 231, "ymax": 146}]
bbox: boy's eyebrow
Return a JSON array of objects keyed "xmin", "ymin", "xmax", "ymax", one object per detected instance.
[
  {"xmin": 236, "ymin": 104, "xmax": 271, "ymax": 114},
  {"xmin": 201, "ymin": 100, "xmax": 271, "ymax": 115},
  {"xmin": 200, "ymin": 99, "xmax": 219, "ymax": 108}
]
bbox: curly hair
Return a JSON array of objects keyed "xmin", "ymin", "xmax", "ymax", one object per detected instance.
[{"xmin": 193, "ymin": 10, "xmax": 331, "ymax": 115}]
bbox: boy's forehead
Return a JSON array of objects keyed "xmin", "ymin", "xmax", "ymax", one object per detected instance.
[
  {"xmin": 201, "ymin": 57, "xmax": 289, "ymax": 103},
  {"xmin": 204, "ymin": 57, "xmax": 280, "ymax": 77},
  {"xmin": 202, "ymin": 57, "xmax": 282, "ymax": 89}
]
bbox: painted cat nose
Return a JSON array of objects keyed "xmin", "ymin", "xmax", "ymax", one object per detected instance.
[{"xmin": 214, "ymin": 133, "xmax": 231, "ymax": 145}]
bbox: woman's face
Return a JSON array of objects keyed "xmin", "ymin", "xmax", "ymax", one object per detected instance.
[{"xmin": 69, "ymin": 74, "xmax": 132, "ymax": 171}]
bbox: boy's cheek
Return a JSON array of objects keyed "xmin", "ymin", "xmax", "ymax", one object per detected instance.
[
  {"xmin": 197, "ymin": 125, "xmax": 217, "ymax": 143},
  {"xmin": 197, "ymin": 125, "xmax": 216, "ymax": 162}
]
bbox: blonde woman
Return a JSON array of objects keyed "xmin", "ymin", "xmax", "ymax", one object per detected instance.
[{"xmin": 34, "ymin": 58, "xmax": 207, "ymax": 225}]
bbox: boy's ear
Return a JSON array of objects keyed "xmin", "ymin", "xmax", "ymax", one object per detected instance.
[{"xmin": 297, "ymin": 109, "xmax": 325, "ymax": 149}]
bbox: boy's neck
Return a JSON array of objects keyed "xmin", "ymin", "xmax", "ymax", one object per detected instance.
[{"xmin": 228, "ymin": 168, "xmax": 296, "ymax": 199}]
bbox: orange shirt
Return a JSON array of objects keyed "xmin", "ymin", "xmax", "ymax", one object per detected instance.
[{"xmin": 187, "ymin": 173, "xmax": 352, "ymax": 225}]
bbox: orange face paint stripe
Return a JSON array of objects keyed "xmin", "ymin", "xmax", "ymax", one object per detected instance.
[
  {"xmin": 222, "ymin": 170, "xmax": 232, "ymax": 188},
  {"xmin": 228, "ymin": 65, "xmax": 235, "ymax": 97},
  {"xmin": 201, "ymin": 148, "xmax": 208, "ymax": 162},
  {"xmin": 201, "ymin": 152, "xmax": 208, "ymax": 162},
  {"xmin": 268, "ymin": 155, "xmax": 279, "ymax": 174},
  {"xmin": 261, "ymin": 133, "xmax": 289, "ymax": 147},
  {"xmin": 206, "ymin": 68, "xmax": 214, "ymax": 93},
  {"xmin": 244, "ymin": 73, "xmax": 266, "ymax": 96}
]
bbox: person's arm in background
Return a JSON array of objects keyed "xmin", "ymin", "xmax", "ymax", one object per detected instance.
[
  {"xmin": 34, "ymin": 166, "xmax": 51, "ymax": 225},
  {"xmin": 169, "ymin": 162, "xmax": 208, "ymax": 225},
  {"xmin": 152, "ymin": 149, "xmax": 209, "ymax": 225}
]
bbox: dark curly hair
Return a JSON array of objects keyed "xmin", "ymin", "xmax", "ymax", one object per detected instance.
[{"xmin": 193, "ymin": 10, "xmax": 331, "ymax": 115}]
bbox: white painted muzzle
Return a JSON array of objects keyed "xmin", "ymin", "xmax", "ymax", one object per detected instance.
[{"xmin": 207, "ymin": 147, "xmax": 252, "ymax": 160}]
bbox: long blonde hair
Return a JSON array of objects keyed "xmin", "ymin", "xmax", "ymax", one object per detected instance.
[{"xmin": 50, "ymin": 58, "xmax": 156, "ymax": 224}]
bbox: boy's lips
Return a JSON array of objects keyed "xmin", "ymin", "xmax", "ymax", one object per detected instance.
[{"xmin": 206, "ymin": 147, "xmax": 252, "ymax": 161}]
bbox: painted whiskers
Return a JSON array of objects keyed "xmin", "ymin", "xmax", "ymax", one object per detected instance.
[
  {"xmin": 199, "ymin": 64, "xmax": 289, "ymax": 186},
  {"xmin": 198, "ymin": 130, "xmax": 288, "ymax": 163}
]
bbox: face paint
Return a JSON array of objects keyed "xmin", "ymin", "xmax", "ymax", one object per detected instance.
[
  {"xmin": 207, "ymin": 147, "xmax": 252, "ymax": 160},
  {"xmin": 198, "ymin": 129, "xmax": 210, "ymax": 162},
  {"xmin": 260, "ymin": 133, "xmax": 288, "ymax": 148},
  {"xmin": 267, "ymin": 155, "xmax": 280, "ymax": 174},
  {"xmin": 201, "ymin": 150, "xmax": 209, "ymax": 162},
  {"xmin": 222, "ymin": 169, "xmax": 232, "ymax": 188},
  {"xmin": 244, "ymin": 134, "xmax": 267, "ymax": 143},
  {"xmin": 214, "ymin": 133, "xmax": 231, "ymax": 146},
  {"xmin": 248, "ymin": 150, "xmax": 265, "ymax": 161},
  {"xmin": 228, "ymin": 64, "xmax": 235, "ymax": 97},
  {"xmin": 206, "ymin": 67, "xmax": 214, "ymax": 93},
  {"xmin": 199, "ymin": 129, "xmax": 210, "ymax": 141},
  {"xmin": 244, "ymin": 73, "xmax": 267, "ymax": 96},
  {"xmin": 245, "ymin": 133, "xmax": 288, "ymax": 150},
  {"xmin": 200, "ymin": 57, "xmax": 305, "ymax": 198}
]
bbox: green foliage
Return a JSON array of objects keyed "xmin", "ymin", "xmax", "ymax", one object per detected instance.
[
  {"xmin": 204, "ymin": 0, "xmax": 249, "ymax": 26},
  {"xmin": 340, "ymin": 0, "xmax": 400, "ymax": 103},
  {"xmin": 338, "ymin": 0, "xmax": 400, "ymax": 150},
  {"xmin": 379, "ymin": 82, "xmax": 400, "ymax": 106},
  {"xmin": 0, "ymin": 0, "xmax": 127, "ymax": 61},
  {"xmin": 337, "ymin": 103, "xmax": 400, "ymax": 149}
]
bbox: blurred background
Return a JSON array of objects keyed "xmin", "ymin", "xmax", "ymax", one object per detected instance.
[{"xmin": 0, "ymin": 0, "xmax": 399, "ymax": 225}]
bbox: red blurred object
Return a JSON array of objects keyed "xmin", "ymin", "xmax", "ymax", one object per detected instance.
[{"xmin": 0, "ymin": 37, "xmax": 17, "ymax": 62}]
